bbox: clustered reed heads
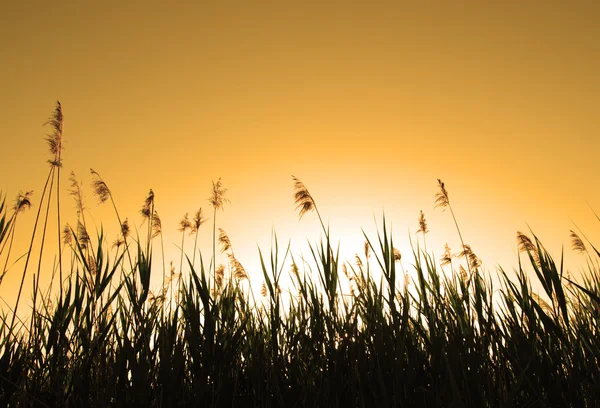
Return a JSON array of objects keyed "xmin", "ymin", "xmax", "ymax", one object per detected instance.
[
  {"xmin": 434, "ymin": 178, "xmax": 450, "ymax": 210},
  {"xmin": 44, "ymin": 101, "xmax": 64, "ymax": 167},
  {"xmin": 292, "ymin": 175, "xmax": 315, "ymax": 220},
  {"xmin": 393, "ymin": 247, "xmax": 401, "ymax": 262},
  {"xmin": 570, "ymin": 230, "xmax": 587, "ymax": 254}
]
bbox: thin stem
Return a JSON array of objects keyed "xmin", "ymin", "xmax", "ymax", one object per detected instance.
[
  {"xmin": 449, "ymin": 205, "xmax": 472, "ymax": 276},
  {"xmin": 31, "ymin": 169, "xmax": 56, "ymax": 333},
  {"xmin": 56, "ymin": 164, "xmax": 63, "ymax": 304},
  {"xmin": 213, "ymin": 206, "xmax": 217, "ymax": 290},
  {"xmin": 10, "ymin": 168, "xmax": 54, "ymax": 337}
]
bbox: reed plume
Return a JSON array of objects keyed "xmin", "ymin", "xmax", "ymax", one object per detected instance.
[
  {"xmin": 215, "ymin": 264, "xmax": 225, "ymax": 289},
  {"xmin": 191, "ymin": 207, "xmax": 207, "ymax": 268},
  {"xmin": 435, "ymin": 179, "xmax": 471, "ymax": 275},
  {"xmin": 151, "ymin": 210, "xmax": 165, "ymax": 288},
  {"xmin": 417, "ymin": 210, "xmax": 429, "ymax": 251},
  {"xmin": 209, "ymin": 178, "xmax": 229, "ymax": 287},
  {"xmin": 459, "ymin": 244, "xmax": 481, "ymax": 271},
  {"xmin": 178, "ymin": 213, "xmax": 191, "ymax": 275},
  {"xmin": 440, "ymin": 243, "xmax": 453, "ymax": 267},
  {"xmin": 292, "ymin": 175, "xmax": 316, "ymax": 219},
  {"xmin": 218, "ymin": 228, "xmax": 232, "ymax": 254},
  {"xmin": 0, "ymin": 191, "xmax": 33, "ymax": 285},
  {"xmin": 140, "ymin": 189, "xmax": 156, "ymax": 261},
  {"xmin": 90, "ymin": 168, "xmax": 133, "ymax": 269},
  {"xmin": 91, "ymin": 169, "xmax": 111, "ymax": 205},
  {"xmin": 569, "ymin": 230, "xmax": 587, "ymax": 254},
  {"xmin": 45, "ymin": 101, "xmax": 64, "ymax": 168},
  {"xmin": 229, "ymin": 254, "xmax": 247, "ymax": 281},
  {"xmin": 68, "ymin": 172, "xmax": 86, "ymax": 223},
  {"xmin": 77, "ymin": 221, "xmax": 90, "ymax": 250},
  {"xmin": 62, "ymin": 223, "xmax": 73, "ymax": 247},
  {"xmin": 516, "ymin": 231, "xmax": 540, "ymax": 266}
]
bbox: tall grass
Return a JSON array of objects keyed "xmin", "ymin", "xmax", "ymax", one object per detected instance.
[{"xmin": 0, "ymin": 104, "xmax": 599, "ymax": 406}]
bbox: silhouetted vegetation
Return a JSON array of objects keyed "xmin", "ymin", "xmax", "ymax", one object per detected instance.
[{"xmin": 1, "ymin": 103, "xmax": 599, "ymax": 407}]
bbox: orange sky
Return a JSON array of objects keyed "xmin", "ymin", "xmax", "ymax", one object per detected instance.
[{"xmin": 1, "ymin": 2, "xmax": 600, "ymax": 309}]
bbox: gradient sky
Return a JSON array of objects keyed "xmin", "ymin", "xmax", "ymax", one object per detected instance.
[{"xmin": 1, "ymin": 2, "xmax": 600, "ymax": 308}]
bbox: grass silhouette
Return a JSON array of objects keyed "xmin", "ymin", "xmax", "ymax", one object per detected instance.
[{"xmin": 0, "ymin": 103, "xmax": 599, "ymax": 407}]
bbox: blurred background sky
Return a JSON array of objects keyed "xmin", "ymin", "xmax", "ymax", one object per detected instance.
[{"xmin": 1, "ymin": 1, "xmax": 599, "ymax": 308}]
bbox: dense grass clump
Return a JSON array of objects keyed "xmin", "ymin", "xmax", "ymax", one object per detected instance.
[{"xmin": 1, "ymin": 103, "xmax": 599, "ymax": 407}]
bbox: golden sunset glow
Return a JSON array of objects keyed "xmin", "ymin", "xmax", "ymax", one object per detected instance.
[{"xmin": 2, "ymin": 2, "xmax": 600, "ymax": 309}]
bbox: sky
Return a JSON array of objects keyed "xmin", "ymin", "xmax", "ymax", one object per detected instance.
[{"xmin": 1, "ymin": 1, "xmax": 600, "ymax": 311}]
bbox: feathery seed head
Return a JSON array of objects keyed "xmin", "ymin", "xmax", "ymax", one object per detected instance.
[
  {"xmin": 355, "ymin": 254, "xmax": 363, "ymax": 268},
  {"xmin": 569, "ymin": 230, "xmax": 587, "ymax": 254},
  {"xmin": 68, "ymin": 172, "xmax": 85, "ymax": 216},
  {"xmin": 229, "ymin": 254, "xmax": 247, "ymax": 280},
  {"xmin": 460, "ymin": 244, "xmax": 481, "ymax": 270},
  {"xmin": 434, "ymin": 179, "xmax": 450, "ymax": 210},
  {"xmin": 151, "ymin": 211, "xmax": 162, "ymax": 238},
  {"xmin": 290, "ymin": 262, "xmax": 299, "ymax": 276},
  {"xmin": 216, "ymin": 264, "xmax": 225, "ymax": 288},
  {"xmin": 90, "ymin": 169, "xmax": 111, "ymax": 205},
  {"xmin": 261, "ymin": 282, "xmax": 267, "ymax": 298},
  {"xmin": 44, "ymin": 101, "xmax": 64, "ymax": 167},
  {"xmin": 112, "ymin": 237, "xmax": 125, "ymax": 249},
  {"xmin": 209, "ymin": 178, "xmax": 229, "ymax": 210},
  {"xmin": 191, "ymin": 207, "xmax": 207, "ymax": 233},
  {"xmin": 393, "ymin": 247, "xmax": 401, "ymax": 262},
  {"xmin": 516, "ymin": 231, "xmax": 541, "ymax": 266},
  {"xmin": 218, "ymin": 228, "xmax": 232, "ymax": 253},
  {"xmin": 440, "ymin": 243, "xmax": 453, "ymax": 266},
  {"xmin": 14, "ymin": 190, "xmax": 33, "ymax": 213},
  {"xmin": 120, "ymin": 219, "xmax": 130, "ymax": 239},
  {"xmin": 516, "ymin": 231, "xmax": 536, "ymax": 253},
  {"xmin": 292, "ymin": 176, "xmax": 315, "ymax": 220},
  {"xmin": 459, "ymin": 265, "xmax": 468, "ymax": 283},
  {"xmin": 62, "ymin": 223, "xmax": 73, "ymax": 246},
  {"xmin": 178, "ymin": 213, "xmax": 191, "ymax": 233},
  {"xmin": 141, "ymin": 189, "xmax": 154, "ymax": 220},
  {"xmin": 417, "ymin": 210, "xmax": 429, "ymax": 234}
]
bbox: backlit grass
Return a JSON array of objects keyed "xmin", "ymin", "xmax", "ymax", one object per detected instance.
[{"xmin": 0, "ymin": 103, "xmax": 599, "ymax": 407}]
